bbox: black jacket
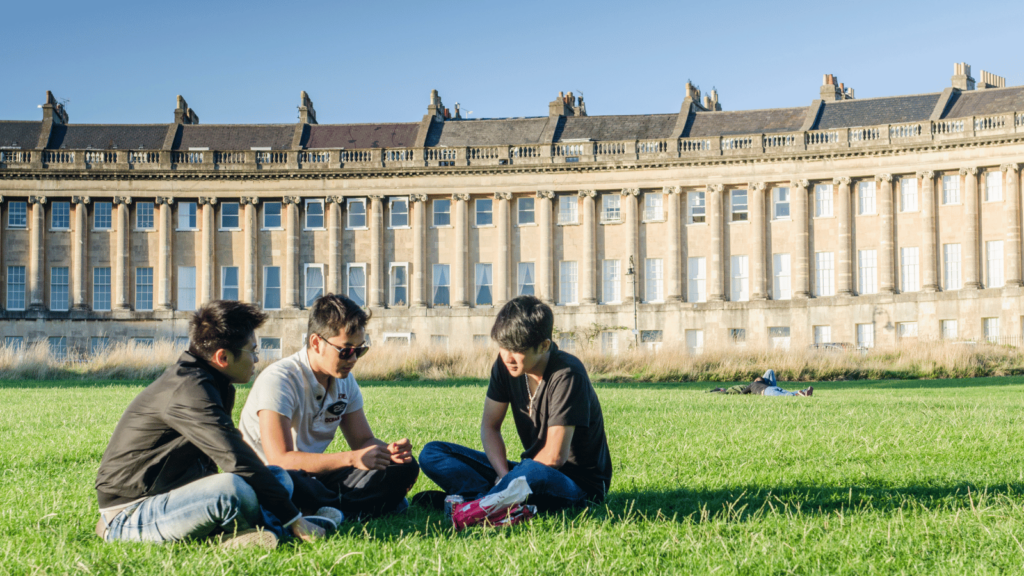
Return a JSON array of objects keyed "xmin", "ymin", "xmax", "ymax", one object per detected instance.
[{"xmin": 95, "ymin": 352, "xmax": 299, "ymax": 523}]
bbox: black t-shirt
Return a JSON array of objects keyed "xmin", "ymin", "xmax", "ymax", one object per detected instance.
[{"xmin": 486, "ymin": 344, "xmax": 612, "ymax": 501}]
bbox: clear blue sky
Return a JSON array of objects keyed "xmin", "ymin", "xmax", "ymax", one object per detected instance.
[{"xmin": 2, "ymin": 0, "xmax": 1022, "ymax": 125}]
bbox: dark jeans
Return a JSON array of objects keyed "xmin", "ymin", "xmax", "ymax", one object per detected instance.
[
  {"xmin": 314, "ymin": 459, "xmax": 420, "ymax": 519},
  {"xmin": 419, "ymin": 441, "xmax": 586, "ymax": 513}
]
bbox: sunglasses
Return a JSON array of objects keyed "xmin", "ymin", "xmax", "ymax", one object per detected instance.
[{"xmin": 316, "ymin": 334, "xmax": 371, "ymax": 360}]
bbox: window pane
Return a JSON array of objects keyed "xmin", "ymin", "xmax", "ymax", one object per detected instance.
[
  {"xmin": 264, "ymin": 202, "xmax": 282, "ymax": 228},
  {"xmin": 178, "ymin": 202, "xmax": 197, "ymax": 229},
  {"xmin": 135, "ymin": 267, "xmax": 153, "ymax": 311},
  {"xmin": 558, "ymin": 196, "xmax": 577, "ymax": 224},
  {"xmin": 305, "ymin": 266, "xmax": 324, "ymax": 307},
  {"xmin": 52, "ymin": 202, "xmax": 70, "ymax": 229},
  {"xmin": 136, "ymin": 202, "xmax": 154, "ymax": 229},
  {"xmin": 6, "ymin": 266, "xmax": 25, "ymax": 310},
  {"xmin": 433, "ymin": 199, "xmax": 451, "ymax": 226},
  {"xmin": 476, "ymin": 199, "xmax": 493, "ymax": 226},
  {"xmin": 475, "ymin": 263, "xmax": 492, "ymax": 306},
  {"xmin": 517, "ymin": 263, "xmax": 535, "ymax": 296},
  {"xmin": 774, "ymin": 187, "xmax": 790, "ymax": 219},
  {"xmin": 306, "ymin": 201, "xmax": 324, "ymax": 229},
  {"xmin": 222, "ymin": 266, "xmax": 240, "ymax": 300},
  {"xmin": 518, "ymin": 198, "xmax": 535, "ymax": 225},
  {"xmin": 9, "ymin": 202, "xmax": 27, "ymax": 228},
  {"xmin": 602, "ymin": 259, "xmax": 620, "ymax": 303},
  {"xmin": 50, "ymin": 266, "xmax": 69, "ymax": 311},
  {"xmin": 264, "ymin": 267, "xmax": 281, "ymax": 309},
  {"xmin": 391, "ymin": 265, "xmax": 408, "ymax": 306},
  {"xmin": 731, "ymin": 190, "xmax": 748, "ymax": 221},
  {"xmin": 221, "ymin": 202, "xmax": 240, "ymax": 228},
  {"xmin": 348, "ymin": 200, "xmax": 366, "ymax": 228},
  {"xmin": 433, "ymin": 264, "xmax": 450, "ymax": 306},
  {"xmin": 93, "ymin": 267, "xmax": 111, "ymax": 311},
  {"xmin": 348, "ymin": 266, "xmax": 366, "ymax": 306},
  {"xmin": 95, "ymin": 202, "xmax": 113, "ymax": 229},
  {"xmin": 178, "ymin": 267, "xmax": 197, "ymax": 311},
  {"xmin": 390, "ymin": 199, "xmax": 408, "ymax": 227},
  {"xmin": 688, "ymin": 192, "xmax": 705, "ymax": 224}
]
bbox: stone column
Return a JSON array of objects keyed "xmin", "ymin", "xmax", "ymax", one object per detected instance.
[
  {"xmin": 368, "ymin": 194, "xmax": 385, "ymax": 307},
  {"xmin": 834, "ymin": 177, "xmax": 854, "ymax": 296},
  {"xmin": 919, "ymin": 171, "xmax": 939, "ymax": 292},
  {"xmin": 664, "ymin": 186, "xmax": 684, "ymax": 302},
  {"xmin": 494, "ymin": 192, "xmax": 512, "ymax": 305},
  {"xmin": 962, "ymin": 167, "xmax": 981, "ymax": 289},
  {"xmin": 71, "ymin": 196, "xmax": 90, "ymax": 310},
  {"xmin": 579, "ymin": 189, "xmax": 597, "ymax": 304},
  {"xmin": 708, "ymin": 184, "xmax": 726, "ymax": 301},
  {"xmin": 452, "ymin": 193, "xmax": 470, "ymax": 307},
  {"xmin": 792, "ymin": 179, "xmax": 811, "ymax": 298},
  {"xmin": 198, "ymin": 197, "xmax": 217, "ymax": 305},
  {"xmin": 877, "ymin": 174, "xmax": 896, "ymax": 294},
  {"xmin": 409, "ymin": 194, "xmax": 428, "ymax": 307},
  {"xmin": 240, "ymin": 197, "xmax": 259, "ymax": 303},
  {"xmin": 621, "ymin": 188, "xmax": 641, "ymax": 303},
  {"xmin": 27, "ymin": 196, "xmax": 47, "ymax": 310},
  {"xmin": 749, "ymin": 182, "xmax": 767, "ymax": 300},
  {"xmin": 113, "ymin": 196, "xmax": 132, "ymax": 310},
  {"xmin": 155, "ymin": 197, "xmax": 174, "ymax": 310},
  {"xmin": 282, "ymin": 196, "xmax": 301, "ymax": 308},
  {"xmin": 327, "ymin": 196, "xmax": 345, "ymax": 296},
  {"xmin": 1003, "ymin": 163, "xmax": 1023, "ymax": 287},
  {"xmin": 536, "ymin": 190, "xmax": 556, "ymax": 304}
]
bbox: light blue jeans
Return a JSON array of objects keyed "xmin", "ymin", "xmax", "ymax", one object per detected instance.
[
  {"xmin": 760, "ymin": 369, "xmax": 799, "ymax": 396},
  {"xmin": 103, "ymin": 466, "xmax": 292, "ymax": 543}
]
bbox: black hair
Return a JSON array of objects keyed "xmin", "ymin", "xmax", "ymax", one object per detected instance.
[
  {"xmin": 306, "ymin": 294, "xmax": 371, "ymax": 345},
  {"xmin": 490, "ymin": 295, "xmax": 553, "ymax": 352},
  {"xmin": 188, "ymin": 300, "xmax": 268, "ymax": 361}
]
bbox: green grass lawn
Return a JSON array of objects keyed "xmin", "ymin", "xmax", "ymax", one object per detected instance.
[{"xmin": 2, "ymin": 377, "xmax": 1024, "ymax": 575}]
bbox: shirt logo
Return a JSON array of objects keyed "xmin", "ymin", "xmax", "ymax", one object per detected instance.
[{"xmin": 326, "ymin": 401, "xmax": 347, "ymax": 416}]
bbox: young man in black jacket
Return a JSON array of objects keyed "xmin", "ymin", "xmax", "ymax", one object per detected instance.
[{"xmin": 94, "ymin": 301, "xmax": 323, "ymax": 547}]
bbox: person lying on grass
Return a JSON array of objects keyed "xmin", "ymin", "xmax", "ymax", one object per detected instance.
[
  {"xmin": 94, "ymin": 301, "xmax": 324, "ymax": 549},
  {"xmin": 417, "ymin": 295, "xmax": 613, "ymax": 513},
  {"xmin": 239, "ymin": 294, "xmax": 419, "ymax": 520},
  {"xmin": 708, "ymin": 369, "xmax": 814, "ymax": 397}
]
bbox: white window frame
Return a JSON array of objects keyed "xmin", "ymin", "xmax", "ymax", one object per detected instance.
[
  {"xmin": 49, "ymin": 336, "xmax": 67, "ymax": 359},
  {"xmin": 475, "ymin": 263, "xmax": 493, "ymax": 306},
  {"xmin": 383, "ymin": 332, "xmax": 413, "ymax": 346},
  {"xmin": 769, "ymin": 327, "xmax": 791, "ymax": 350},
  {"xmin": 687, "ymin": 191, "xmax": 706, "ymax": 224},
  {"xmin": 858, "ymin": 181, "xmax": 876, "ymax": 215},
  {"xmin": 729, "ymin": 255, "xmax": 748, "ymax": 302},
  {"xmin": 685, "ymin": 329, "xmax": 704, "ymax": 355},
  {"xmin": 93, "ymin": 267, "xmax": 111, "ymax": 311},
  {"xmin": 517, "ymin": 198, "xmax": 535, "ymax": 226},
  {"xmin": 94, "ymin": 202, "xmax": 113, "ymax": 230},
  {"xmin": 983, "ymin": 317, "xmax": 1000, "ymax": 343},
  {"xmin": 688, "ymin": 257, "xmax": 706, "ymax": 302},
  {"xmin": 730, "ymin": 189, "xmax": 748, "ymax": 222},
  {"xmin": 897, "ymin": 322, "xmax": 919, "ymax": 339},
  {"xmin": 813, "ymin": 325, "xmax": 832, "ymax": 346},
  {"xmin": 390, "ymin": 262, "xmax": 409, "ymax": 307},
  {"xmin": 262, "ymin": 266, "xmax": 281, "ymax": 310},
  {"xmin": 641, "ymin": 330, "xmax": 663, "ymax": 351},
  {"xmin": 475, "ymin": 198, "xmax": 494, "ymax": 227},
  {"xmin": 602, "ymin": 259, "xmax": 621, "ymax": 304},
  {"xmin": 259, "ymin": 337, "xmax": 283, "ymax": 361},
  {"xmin": 388, "ymin": 197, "xmax": 409, "ymax": 229},
  {"xmin": 262, "ymin": 202, "xmax": 283, "ymax": 230},
  {"xmin": 347, "ymin": 263, "xmax": 367, "ymax": 306},
  {"xmin": 602, "ymin": 331, "xmax": 619, "ymax": 355},
  {"xmin": 50, "ymin": 266, "xmax": 69, "ymax": 311},
  {"xmin": 51, "ymin": 201, "xmax": 71, "ymax": 231},
  {"xmin": 815, "ymin": 252, "xmax": 835, "ymax": 297},
  {"xmin": 177, "ymin": 201, "xmax": 198, "ymax": 231},
  {"xmin": 643, "ymin": 192, "xmax": 664, "ymax": 222},
  {"xmin": 90, "ymin": 337, "xmax": 110, "ymax": 355},
  {"xmin": 303, "ymin": 263, "xmax": 325, "ymax": 308},
  {"xmin": 857, "ymin": 323, "xmax": 875, "ymax": 349},
  {"xmin": 773, "ymin": 253, "xmax": 791, "ymax": 300},
  {"xmin": 557, "ymin": 195, "xmax": 578, "ymax": 225},
  {"xmin": 941, "ymin": 320, "xmax": 958, "ymax": 340},
  {"xmin": 773, "ymin": 187, "xmax": 790, "ymax": 220},
  {"xmin": 135, "ymin": 267, "xmax": 153, "ymax": 311},
  {"xmin": 178, "ymin": 266, "xmax": 197, "ymax": 311},
  {"xmin": 432, "ymin": 263, "xmax": 451, "ymax": 306},
  {"xmin": 600, "ymin": 195, "xmax": 620, "ymax": 223},
  {"xmin": 986, "ymin": 240, "xmax": 1004, "ymax": 288},
  {"xmin": 984, "ymin": 171, "xmax": 1002, "ymax": 202},
  {"xmin": 304, "ymin": 199, "xmax": 325, "ymax": 230},
  {"xmin": 136, "ymin": 202, "xmax": 155, "ymax": 230},
  {"xmin": 517, "ymin": 262, "xmax": 535, "ymax": 296},
  {"xmin": 220, "ymin": 202, "xmax": 240, "ymax": 230},
  {"xmin": 900, "ymin": 247, "xmax": 920, "ymax": 292},
  {"xmin": 346, "ymin": 199, "xmax": 367, "ymax": 230},
  {"xmin": 859, "ymin": 249, "xmax": 878, "ymax": 295},
  {"xmin": 559, "ymin": 261, "xmax": 579, "ymax": 305},
  {"xmin": 943, "ymin": 243, "xmax": 962, "ymax": 290},
  {"xmin": 814, "ymin": 184, "xmax": 833, "ymax": 218},
  {"xmin": 645, "ymin": 258, "xmax": 664, "ymax": 303},
  {"xmin": 942, "ymin": 174, "xmax": 960, "ymax": 205},
  {"xmin": 433, "ymin": 199, "xmax": 452, "ymax": 227},
  {"xmin": 221, "ymin": 266, "xmax": 240, "ymax": 300},
  {"xmin": 8, "ymin": 201, "xmax": 27, "ymax": 229},
  {"xmin": 900, "ymin": 177, "xmax": 918, "ymax": 212}
]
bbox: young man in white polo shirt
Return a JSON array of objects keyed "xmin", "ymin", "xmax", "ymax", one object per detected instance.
[{"xmin": 239, "ymin": 294, "xmax": 419, "ymax": 519}]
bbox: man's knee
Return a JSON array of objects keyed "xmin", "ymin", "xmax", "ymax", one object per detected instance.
[
  {"xmin": 266, "ymin": 465, "xmax": 294, "ymax": 497},
  {"xmin": 210, "ymin": 473, "xmax": 260, "ymax": 524},
  {"xmin": 418, "ymin": 441, "xmax": 451, "ymax": 472}
]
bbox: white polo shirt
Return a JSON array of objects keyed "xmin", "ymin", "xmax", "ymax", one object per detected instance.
[{"xmin": 239, "ymin": 347, "xmax": 364, "ymax": 463}]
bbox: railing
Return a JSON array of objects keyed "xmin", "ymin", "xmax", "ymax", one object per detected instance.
[
  {"xmin": 173, "ymin": 151, "xmax": 203, "ymax": 164},
  {"xmin": 850, "ymin": 127, "xmax": 881, "ymax": 142},
  {"xmin": 300, "ymin": 150, "xmax": 331, "ymax": 164},
  {"xmin": 340, "ymin": 150, "xmax": 372, "ymax": 163},
  {"xmin": 256, "ymin": 151, "xmax": 287, "ymax": 165},
  {"xmin": 933, "ymin": 119, "xmax": 964, "ymax": 135},
  {"xmin": 806, "ymin": 130, "xmax": 839, "ymax": 145},
  {"xmin": 554, "ymin": 143, "xmax": 585, "ymax": 157},
  {"xmin": 595, "ymin": 142, "xmax": 627, "ymax": 155},
  {"xmin": 889, "ymin": 123, "xmax": 923, "ymax": 139},
  {"xmin": 129, "ymin": 151, "xmax": 158, "ymax": 164},
  {"xmin": 974, "ymin": 114, "xmax": 1008, "ymax": 132},
  {"xmin": 509, "ymin": 145, "xmax": 539, "ymax": 158},
  {"xmin": 722, "ymin": 136, "xmax": 755, "ymax": 150},
  {"xmin": 84, "ymin": 151, "xmax": 117, "ymax": 164},
  {"xmin": 383, "ymin": 149, "xmax": 414, "ymax": 162},
  {"xmin": 763, "ymin": 134, "xmax": 798, "ymax": 148},
  {"xmin": 680, "ymin": 138, "xmax": 712, "ymax": 152},
  {"xmin": 214, "ymin": 151, "xmax": 245, "ymax": 164},
  {"xmin": 467, "ymin": 146, "xmax": 501, "ymax": 160},
  {"xmin": 637, "ymin": 140, "xmax": 670, "ymax": 154},
  {"xmin": 0, "ymin": 150, "xmax": 31, "ymax": 164},
  {"xmin": 424, "ymin": 148, "xmax": 457, "ymax": 161},
  {"xmin": 43, "ymin": 151, "xmax": 74, "ymax": 164},
  {"xmin": 1017, "ymin": 113, "xmax": 1024, "ymax": 128}
]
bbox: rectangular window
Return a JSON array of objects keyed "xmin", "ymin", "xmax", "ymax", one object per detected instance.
[
  {"xmin": 857, "ymin": 323, "xmax": 875, "ymax": 348},
  {"xmin": 518, "ymin": 198, "xmax": 535, "ymax": 225},
  {"xmin": 260, "ymin": 337, "xmax": 283, "ymax": 361},
  {"xmin": 558, "ymin": 195, "xmax": 578, "ymax": 224},
  {"xmin": 8, "ymin": 201, "xmax": 27, "ymax": 228},
  {"xmin": 50, "ymin": 266, "xmax": 69, "ymax": 311},
  {"xmin": 941, "ymin": 320, "xmax": 958, "ymax": 340},
  {"xmin": 645, "ymin": 258, "xmax": 664, "ymax": 302},
  {"xmin": 900, "ymin": 177, "xmax": 918, "ymax": 212},
  {"xmin": 49, "ymin": 336, "xmax": 67, "ymax": 359},
  {"xmin": 942, "ymin": 175, "xmax": 960, "ymax": 205},
  {"xmin": 136, "ymin": 202, "xmax": 154, "ymax": 229},
  {"xmin": 985, "ymin": 171, "xmax": 1002, "ymax": 202},
  {"xmin": 601, "ymin": 195, "xmax": 620, "ymax": 223},
  {"xmin": 430, "ymin": 335, "xmax": 449, "ymax": 348},
  {"xmin": 347, "ymin": 199, "xmax": 367, "ymax": 229},
  {"xmin": 559, "ymin": 261, "xmax": 578, "ymax": 305},
  {"xmin": 987, "ymin": 240, "xmax": 1004, "ymax": 288},
  {"xmin": 602, "ymin": 331, "xmax": 619, "ymax": 355},
  {"xmin": 687, "ymin": 192, "xmax": 706, "ymax": 224},
  {"xmin": 94, "ymin": 202, "xmax": 113, "ymax": 230},
  {"xmin": 347, "ymin": 264, "xmax": 366, "ymax": 306},
  {"xmin": 517, "ymin": 262, "xmax": 535, "ymax": 296},
  {"xmin": 983, "ymin": 317, "xmax": 1000, "ymax": 343},
  {"xmin": 433, "ymin": 199, "xmax": 451, "ymax": 226},
  {"xmin": 390, "ymin": 263, "xmax": 408, "ymax": 306},
  {"xmin": 220, "ymin": 202, "xmax": 240, "ymax": 229},
  {"xmin": 474, "ymin": 334, "xmax": 490, "ymax": 347},
  {"xmin": 90, "ymin": 337, "xmax": 109, "ymax": 355},
  {"xmin": 6, "ymin": 266, "xmax": 25, "ymax": 310},
  {"xmin": 643, "ymin": 192, "xmax": 664, "ymax": 221},
  {"xmin": 641, "ymin": 330, "xmax": 663, "ymax": 351},
  {"xmin": 432, "ymin": 264, "xmax": 450, "ymax": 306},
  {"xmin": 729, "ymin": 328, "xmax": 747, "ymax": 345},
  {"xmin": 52, "ymin": 202, "xmax": 70, "ymax": 230},
  {"xmin": 730, "ymin": 255, "xmax": 748, "ymax": 302},
  {"xmin": 221, "ymin": 266, "xmax": 239, "ymax": 300},
  {"xmin": 135, "ymin": 267, "xmax": 153, "ymax": 311},
  {"xmin": 900, "ymin": 247, "xmax": 920, "ymax": 292},
  {"xmin": 475, "ymin": 263, "xmax": 493, "ymax": 306},
  {"xmin": 263, "ymin": 202, "xmax": 282, "ymax": 229},
  {"xmin": 769, "ymin": 327, "xmax": 791, "ymax": 350},
  {"xmin": 858, "ymin": 250, "xmax": 878, "ymax": 295},
  {"xmin": 174, "ymin": 337, "xmax": 189, "ymax": 350},
  {"xmin": 773, "ymin": 253, "xmax": 791, "ymax": 300},
  {"xmin": 813, "ymin": 325, "xmax": 832, "ymax": 345},
  {"xmin": 858, "ymin": 181, "xmax": 876, "ymax": 215},
  {"xmin": 305, "ymin": 199, "xmax": 325, "ymax": 229},
  {"xmin": 178, "ymin": 202, "xmax": 198, "ymax": 230},
  {"xmin": 815, "ymin": 252, "xmax": 835, "ymax": 297},
  {"xmin": 134, "ymin": 337, "xmax": 154, "ymax": 348},
  {"xmin": 262, "ymin": 266, "xmax": 280, "ymax": 310},
  {"xmin": 389, "ymin": 197, "xmax": 409, "ymax": 228},
  {"xmin": 814, "ymin": 184, "xmax": 833, "ymax": 217},
  {"xmin": 5, "ymin": 336, "xmax": 23, "ymax": 351},
  {"xmin": 688, "ymin": 257, "xmax": 706, "ymax": 302},
  {"xmin": 685, "ymin": 329, "xmax": 704, "ymax": 354},
  {"xmin": 475, "ymin": 198, "xmax": 493, "ymax": 226},
  {"xmin": 93, "ymin": 267, "xmax": 111, "ymax": 311},
  {"xmin": 773, "ymin": 187, "xmax": 790, "ymax": 219},
  {"xmin": 731, "ymin": 189, "xmax": 748, "ymax": 221},
  {"xmin": 383, "ymin": 333, "xmax": 412, "ymax": 346},
  {"xmin": 898, "ymin": 322, "xmax": 919, "ymax": 339},
  {"xmin": 943, "ymin": 244, "xmax": 962, "ymax": 290},
  {"xmin": 602, "ymin": 259, "xmax": 620, "ymax": 303},
  {"xmin": 304, "ymin": 264, "xmax": 324, "ymax": 307},
  {"xmin": 178, "ymin": 266, "xmax": 197, "ymax": 311}
]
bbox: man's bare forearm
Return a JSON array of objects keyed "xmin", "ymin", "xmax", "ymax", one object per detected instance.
[
  {"xmin": 481, "ymin": 426, "xmax": 510, "ymax": 478},
  {"xmin": 266, "ymin": 449, "xmax": 354, "ymax": 474}
]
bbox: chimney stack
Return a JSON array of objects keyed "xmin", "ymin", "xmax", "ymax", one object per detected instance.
[
  {"xmin": 952, "ymin": 62, "xmax": 975, "ymax": 91},
  {"xmin": 427, "ymin": 89, "xmax": 445, "ymax": 120},
  {"xmin": 549, "ymin": 90, "xmax": 586, "ymax": 117},
  {"xmin": 820, "ymin": 75, "xmax": 854, "ymax": 101},
  {"xmin": 174, "ymin": 95, "xmax": 199, "ymax": 125},
  {"xmin": 41, "ymin": 90, "xmax": 68, "ymax": 125},
  {"xmin": 298, "ymin": 91, "xmax": 317, "ymax": 124},
  {"xmin": 977, "ymin": 70, "xmax": 1005, "ymax": 90}
]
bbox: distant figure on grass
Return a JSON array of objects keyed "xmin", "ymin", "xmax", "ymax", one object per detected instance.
[
  {"xmin": 94, "ymin": 301, "xmax": 324, "ymax": 549},
  {"xmin": 708, "ymin": 369, "xmax": 814, "ymax": 397},
  {"xmin": 418, "ymin": 295, "xmax": 613, "ymax": 512},
  {"xmin": 239, "ymin": 294, "xmax": 419, "ymax": 520}
]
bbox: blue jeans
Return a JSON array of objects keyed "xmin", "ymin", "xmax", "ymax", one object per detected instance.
[
  {"xmin": 419, "ymin": 441, "xmax": 586, "ymax": 513},
  {"xmin": 760, "ymin": 369, "xmax": 797, "ymax": 396},
  {"xmin": 103, "ymin": 466, "xmax": 292, "ymax": 543}
]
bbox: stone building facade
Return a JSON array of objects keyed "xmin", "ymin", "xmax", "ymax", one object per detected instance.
[{"xmin": 1, "ymin": 65, "xmax": 1023, "ymax": 357}]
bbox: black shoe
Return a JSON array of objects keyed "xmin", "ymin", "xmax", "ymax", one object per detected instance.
[{"xmin": 411, "ymin": 490, "xmax": 447, "ymax": 511}]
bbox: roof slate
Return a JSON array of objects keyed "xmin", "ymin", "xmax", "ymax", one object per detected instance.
[
  {"xmin": 0, "ymin": 121, "xmax": 42, "ymax": 149},
  {"xmin": 942, "ymin": 86, "xmax": 1024, "ymax": 119},
  {"xmin": 816, "ymin": 94, "xmax": 940, "ymax": 129},
  {"xmin": 307, "ymin": 124, "xmax": 419, "ymax": 149},
  {"xmin": 173, "ymin": 125, "xmax": 295, "ymax": 150},
  {"xmin": 426, "ymin": 118, "xmax": 550, "ymax": 147},
  {"xmin": 555, "ymin": 114, "xmax": 678, "ymax": 141},
  {"xmin": 685, "ymin": 108, "xmax": 807, "ymax": 137},
  {"xmin": 48, "ymin": 124, "xmax": 169, "ymax": 150}
]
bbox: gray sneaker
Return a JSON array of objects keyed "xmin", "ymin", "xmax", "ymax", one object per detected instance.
[
  {"xmin": 218, "ymin": 528, "xmax": 279, "ymax": 550},
  {"xmin": 304, "ymin": 515, "xmax": 338, "ymax": 533}
]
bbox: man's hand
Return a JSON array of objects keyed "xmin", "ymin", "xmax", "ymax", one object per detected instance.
[
  {"xmin": 290, "ymin": 517, "xmax": 326, "ymax": 542},
  {"xmin": 349, "ymin": 444, "xmax": 393, "ymax": 471},
  {"xmin": 386, "ymin": 438, "xmax": 413, "ymax": 464}
]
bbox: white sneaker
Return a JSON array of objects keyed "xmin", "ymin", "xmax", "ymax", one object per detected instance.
[
  {"xmin": 218, "ymin": 528, "xmax": 279, "ymax": 549},
  {"xmin": 315, "ymin": 506, "xmax": 345, "ymax": 526}
]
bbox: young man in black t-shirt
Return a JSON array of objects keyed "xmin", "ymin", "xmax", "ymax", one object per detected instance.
[{"xmin": 419, "ymin": 296, "xmax": 612, "ymax": 511}]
